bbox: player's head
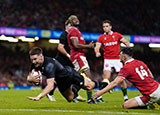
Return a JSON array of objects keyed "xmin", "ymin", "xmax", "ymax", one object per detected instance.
[
  {"xmin": 68, "ymin": 15, "xmax": 80, "ymax": 26},
  {"xmin": 65, "ymin": 20, "xmax": 71, "ymax": 31},
  {"xmin": 102, "ymin": 20, "xmax": 112, "ymax": 34},
  {"xmin": 29, "ymin": 47, "xmax": 44, "ymax": 67},
  {"xmin": 120, "ymin": 48, "xmax": 133, "ymax": 64}
]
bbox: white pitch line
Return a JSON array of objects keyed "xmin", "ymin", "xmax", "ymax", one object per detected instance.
[{"xmin": 0, "ymin": 109, "xmax": 159, "ymax": 115}]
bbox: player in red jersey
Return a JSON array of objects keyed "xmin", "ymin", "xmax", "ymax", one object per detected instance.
[
  {"xmin": 94, "ymin": 20, "xmax": 130, "ymax": 101},
  {"xmin": 67, "ymin": 15, "xmax": 96, "ymax": 103},
  {"xmin": 93, "ymin": 48, "xmax": 160, "ymax": 109}
]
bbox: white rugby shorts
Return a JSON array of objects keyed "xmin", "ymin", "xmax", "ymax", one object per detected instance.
[
  {"xmin": 135, "ymin": 85, "xmax": 160, "ymax": 106},
  {"xmin": 103, "ymin": 59, "xmax": 122, "ymax": 72}
]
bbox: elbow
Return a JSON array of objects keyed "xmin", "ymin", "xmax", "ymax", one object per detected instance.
[{"xmin": 57, "ymin": 46, "xmax": 61, "ymax": 51}]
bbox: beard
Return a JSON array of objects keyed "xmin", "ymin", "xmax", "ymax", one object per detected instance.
[{"xmin": 73, "ymin": 23, "xmax": 79, "ymax": 27}]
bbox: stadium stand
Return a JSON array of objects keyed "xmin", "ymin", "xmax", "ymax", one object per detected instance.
[
  {"xmin": 0, "ymin": 0, "xmax": 160, "ymax": 86},
  {"xmin": 0, "ymin": 0, "xmax": 160, "ymax": 35}
]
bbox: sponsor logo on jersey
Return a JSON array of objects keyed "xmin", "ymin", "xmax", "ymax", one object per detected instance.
[{"xmin": 104, "ymin": 41, "xmax": 118, "ymax": 46}]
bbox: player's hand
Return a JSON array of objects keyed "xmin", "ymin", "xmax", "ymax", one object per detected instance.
[
  {"xmin": 30, "ymin": 70, "xmax": 41, "ymax": 82},
  {"xmin": 92, "ymin": 91, "xmax": 102, "ymax": 99},
  {"xmin": 96, "ymin": 52, "xmax": 101, "ymax": 57},
  {"xmin": 27, "ymin": 96, "xmax": 40, "ymax": 101},
  {"xmin": 88, "ymin": 41, "xmax": 94, "ymax": 48}
]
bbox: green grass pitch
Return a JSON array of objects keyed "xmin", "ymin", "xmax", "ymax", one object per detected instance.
[{"xmin": 0, "ymin": 89, "xmax": 159, "ymax": 115}]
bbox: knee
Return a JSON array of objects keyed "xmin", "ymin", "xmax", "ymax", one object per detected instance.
[
  {"xmin": 67, "ymin": 99, "xmax": 72, "ymax": 102},
  {"xmin": 122, "ymin": 102, "xmax": 128, "ymax": 109},
  {"xmin": 66, "ymin": 94, "xmax": 74, "ymax": 102}
]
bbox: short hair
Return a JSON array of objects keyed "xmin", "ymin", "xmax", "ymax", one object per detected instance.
[
  {"xmin": 121, "ymin": 48, "xmax": 133, "ymax": 57},
  {"xmin": 102, "ymin": 20, "xmax": 112, "ymax": 26},
  {"xmin": 29, "ymin": 47, "xmax": 43, "ymax": 56}
]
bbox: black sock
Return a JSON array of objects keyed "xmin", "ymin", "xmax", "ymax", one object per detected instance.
[
  {"xmin": 99, "ymin": 82, "xmax": 108, "ymax": 90},
  {"xmin": 87, "ymin": 91, "xmax": 92, "ymax": 100},
  {"xmin": 72, "ymin": 84, "xmax": 81, "ymax": 98},
  {"xmin": 121, "ymin": 87, "xmax": 127, "ymax": 96},
  {"xmin": 92, "ymin": 80, "xmax": 99, "ymax": 88},
  {"xmin": 92, "ymin": 80, "xmax": 108, "ymax": 89}
]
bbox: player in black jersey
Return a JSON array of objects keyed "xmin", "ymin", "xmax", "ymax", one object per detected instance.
[
  {"xmin": 55, "ymin": 20, "xmax": 74, "ymax": 67},
  {"xmin": 45, "ymin": 20, "xmax": 74, "ymax": 101},
  {"xmin": 55, "ymin": 20, "xmax": 85, "ymax": 102},
  {"xmin": 27, "ymin": 47, "xmax": 108, "ymax": 102}
]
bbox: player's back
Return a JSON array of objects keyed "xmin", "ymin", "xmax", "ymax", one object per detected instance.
[{"xmin": 123, "ymin": 59, "xmax": 159, "ymax": 95}]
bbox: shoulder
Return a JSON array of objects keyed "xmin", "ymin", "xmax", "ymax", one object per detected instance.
[
  {"xmin": 60, "ymin": 31, "xmax": 67, "ymax": 41},
  {"xmin": 113, "ymin": 32, "xmax": 120, "ymax": 35},
  {"xmin": 98, "ymin": 34, "xmax": 105, "ymax": 39},
  {"xmin": 113, "ymin": 32, "xmax": 123, "ymax": 37},
  {"xmin": 60, "ymin": 31, "xmax": 68, "ymax": 37},
  {"xmin": 69, "ymin": 27, "xmax": 77, "ymax": 32}
]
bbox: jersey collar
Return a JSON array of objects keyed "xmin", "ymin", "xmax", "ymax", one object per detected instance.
[
  {"xmin": 125, "ymin": 58, "xmax": 134, "ymax": 65},
  {"xmin": 104, "ymin": 31, "xmax": 113, "ymax": 35},
  {"xmin": 69, "ymin": 26, "xmax": 78, "ymax": 30}
]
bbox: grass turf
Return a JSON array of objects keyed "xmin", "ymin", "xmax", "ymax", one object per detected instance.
[{"xmin": 0, "ymin": 89, "xmax": 159, "ymax": 115}]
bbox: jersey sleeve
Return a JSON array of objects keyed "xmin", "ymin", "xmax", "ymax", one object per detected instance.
[
  {"xmin": 97, "ymin": 35, "xmax": 103, "ymax": 44},
  {"xmin": 117, "ymin": 32, "xmax": 124, "ymax": 41},
  {"xmin": 59, "ymin": 31, "xmax": 67, "ymax": 44},
  {"xmin": 45, "ymin": 62, "xmax": 56, "ymax": 79},
  {"xmin": 69, "ymin": 29, "xmax": 78, "ymax": 39},
  {"xmin": 118, "ymin": 66, "xmax": 129, "ymax": 79}
]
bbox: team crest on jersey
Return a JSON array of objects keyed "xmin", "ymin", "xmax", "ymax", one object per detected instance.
[
  {"xmin": 112, "ymin": 36, "xmax": 115, "ymax": 40},
  {"xmin": 105, "ymin": 64, "xmax": 109, "ymax": 67},
  {"xmin": 104, "ymin": 37, "xmax": 107, "ymax": 40}
]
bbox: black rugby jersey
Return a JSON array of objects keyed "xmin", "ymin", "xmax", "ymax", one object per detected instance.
[
  {"xmin": 30, "ymin": 56, "xmax": 73, "ymax": 79},
  {"xmin": 55, "ymin": 31, "xmax": 73, "ymax": 67}
]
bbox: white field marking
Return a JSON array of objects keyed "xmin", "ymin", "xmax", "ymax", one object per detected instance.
[{"xmin": 0, "ymin": 109, "xmax": 159, "ymax": 115}]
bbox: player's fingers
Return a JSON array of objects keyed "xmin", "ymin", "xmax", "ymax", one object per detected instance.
[
  {"xmin": 27, "ymin": 97, "xmax": 35, "ymax": 100},
  {"xmin": 92, "ymin": 94, "xmax": 97, "ymax": 99},
  {"xmin": 27, "ymin": 97, "xmax": 33, "ymax": 100}
]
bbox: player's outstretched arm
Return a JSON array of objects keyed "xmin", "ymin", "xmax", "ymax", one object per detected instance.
[
  {"xmin": 71, "ymin": 38, "xmax": 94, "ymax": 49},
  {"xmin": 27, "ymin": 78, "xmax": 55, "ymax": 101},
  {"xmin": 92, "ymin": 76, "xmax": 124, "ymax": 99}
]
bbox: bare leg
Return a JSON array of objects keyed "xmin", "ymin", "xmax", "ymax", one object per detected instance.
[
  {"xmin": 120, "ymin": 80, "xmax": 127, "ymax": 88},
  {"xmin": 61, "ymin": 86, "xmax": 74, "ymax": 102},
  {"xmin": 83, "ymin": 77, "xmax": 95, "ymax": 90},
  {"xmin": 83, "ymin": 69, "xmax": 96, "ymax": 103},
  {"xmin": 123, "ymin": 98, "xmax": 139, "ymax": 109},
  {"xmin": 103, "ymin": 70, "xmax": 111, "ymax": 80}
]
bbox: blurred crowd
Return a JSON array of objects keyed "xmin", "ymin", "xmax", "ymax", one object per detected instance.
[
  {"xmin": 0, "ymin": 0, "xmax": 160, "ymax": 35},
  {"xmin": 0, "ymin": 43, "xmax": 160, "ymax": 87},
  {"xmin": 0, "ymin": 0, "xmax": 160, "ymax": 87}
]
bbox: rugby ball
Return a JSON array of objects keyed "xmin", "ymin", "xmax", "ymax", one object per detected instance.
[{"xmin": 32, "ymin": 70, "xmax": 42, "ymax": 85}]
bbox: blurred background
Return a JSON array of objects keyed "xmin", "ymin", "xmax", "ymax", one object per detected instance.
[{"xmin": 0, "ymin": 0, "xmax": 160, "ymax": 89}]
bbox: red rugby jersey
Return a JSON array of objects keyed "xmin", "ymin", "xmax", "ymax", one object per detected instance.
[
  {"xmin": 68, "ymin": 27, "xmax": 85, "ymax": 57},
  {"xmin": 97, "ymin": 32, "xmax": 124, "ymax": 59},
  {"xmin": 118, "ymin": 59, "xmax": 159, "ymax": 95}
]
